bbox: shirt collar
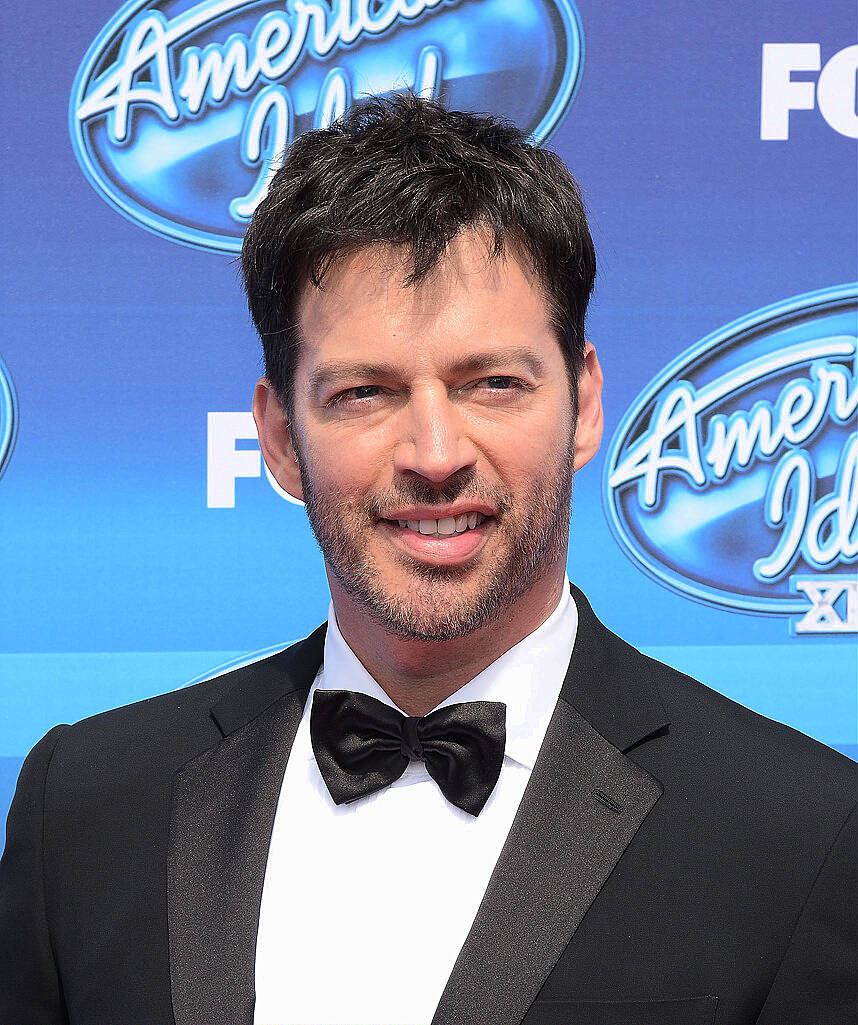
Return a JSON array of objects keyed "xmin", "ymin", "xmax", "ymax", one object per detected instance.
[{"xmin": 317, "ymin": 584, "xmax": 578, "ymax": 771}]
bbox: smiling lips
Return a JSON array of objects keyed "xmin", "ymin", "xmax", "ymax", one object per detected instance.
[{"xmin": 380, "ymin": 511, "xmax": 493, "ymax": 563}]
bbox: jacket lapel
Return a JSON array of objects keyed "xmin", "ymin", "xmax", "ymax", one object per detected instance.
[
  {"xmin": 167, "ymin": 627, "xmax": 325, "ymax": 1025},
  {"xmin": 432, "ymin": 585, "xmax": 669, "ymax": 1025}
]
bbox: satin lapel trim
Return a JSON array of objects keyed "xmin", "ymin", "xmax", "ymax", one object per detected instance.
[
  {"xmin": 168, "ymin": 686, "xmax": 306, "ymax": 1025},
  {"xmin": 432, "ymin": 698, "xmax": 663, "ymax": 1025}
]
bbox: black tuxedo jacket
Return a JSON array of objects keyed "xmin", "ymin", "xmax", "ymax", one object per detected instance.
[{"xmin": 1, "ymin": 585, "xmax": 855, "ymax": 1025}]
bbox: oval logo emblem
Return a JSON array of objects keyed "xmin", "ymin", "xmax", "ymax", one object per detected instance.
[
  {"xmin": 604, "ymin": 284, "xmax": 857, "ymax": 626},
  {"xmin": 0, "ymin": 354, "xmax": 19, "ymax": 482},
  {"xmin": 70, "ymin": 0, "xmax": 584, "ymax": 253}
]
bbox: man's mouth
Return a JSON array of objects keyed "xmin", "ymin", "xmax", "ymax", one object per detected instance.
[
  {"xmin": 376, "ymin": 509, "xmax": 495, "ymax": 564},
  {"xmin": 386, "ymin": 513, "xmax": 488, "ymax": 538}
]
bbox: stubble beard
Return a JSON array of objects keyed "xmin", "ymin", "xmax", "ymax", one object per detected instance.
[{"xmin": 297, "ymin": 441, "xmax": 575, "ymax": 642}]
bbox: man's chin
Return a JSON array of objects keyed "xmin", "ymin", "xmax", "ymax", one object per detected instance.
[
  {"xmin": 392, "ymin": 558, "xmax": 476, "ymax": 583},
  {"xmin": 344, "ymin": 571, "xmax": 521, "ymax": 642},
  {"xmin": 369, "ymin": 604, "xmax": 492, "ymax": 643}
]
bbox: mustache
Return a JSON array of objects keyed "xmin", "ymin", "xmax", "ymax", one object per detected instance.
[{"xmin": 363, "ymin": 468, "xmax": 510, "ymax": 518}]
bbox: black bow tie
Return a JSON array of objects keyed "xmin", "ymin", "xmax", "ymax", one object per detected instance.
[{"xmin": 310, "ymin": 689, "xmax": 506, "ymax": 816}]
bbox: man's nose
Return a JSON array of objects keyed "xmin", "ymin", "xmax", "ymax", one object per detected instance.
[{"xmin": 392, "ymin": 385, "xmax": 478, "ymax": 483}]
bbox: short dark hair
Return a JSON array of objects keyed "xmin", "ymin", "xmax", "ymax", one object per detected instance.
[{"xmin": 241, "ymin": 92, "xmax": 596, "ymax": 419}]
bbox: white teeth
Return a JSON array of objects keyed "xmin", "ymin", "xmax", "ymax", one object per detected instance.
[{"xmin": 394, "ymin": 513, "xmax": 488, "ymax": 536}]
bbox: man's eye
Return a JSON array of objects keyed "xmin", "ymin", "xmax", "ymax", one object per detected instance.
[
  {"xmin": 330, "ymin": 385, "xmax": 382, "ymax": 405},
  {"xmin": 478, "ymin": 376, "xmax": 519, "ymax": 390}
]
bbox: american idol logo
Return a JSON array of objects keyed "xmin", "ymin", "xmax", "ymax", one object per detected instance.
[
  {"xmin": 0, "ymin": 355, "xmax": 18, "ymax": 483},
  {"xmin": 70, "ymin": 0, "xmax": 584, "ymax": 252},
  {"xmin": 605, "ymin": 284, "xmax": 857, "ymax": 634}
]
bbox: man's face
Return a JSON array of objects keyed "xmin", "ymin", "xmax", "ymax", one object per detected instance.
[{"xmin": 258, "ymin": 229, "xmax": 601, "ymax": 641}]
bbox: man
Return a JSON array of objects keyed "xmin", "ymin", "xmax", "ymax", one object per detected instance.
[{"xmin": 1, "ymin": 94, "xmax": 855, "ymax": 1025}]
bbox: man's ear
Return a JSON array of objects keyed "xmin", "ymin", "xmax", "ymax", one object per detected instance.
[
  {"xmin": 573, "ymin": 341, "xmax": 604, "ymax": 471},
  {"xmin": 252, "ymin": 378, "xmax": 304, "ymax": 502}
]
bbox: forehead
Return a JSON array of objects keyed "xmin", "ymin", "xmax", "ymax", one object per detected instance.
[{"xmin": 294, "ymin": 229, "xmax": 559, "ymax": 372}]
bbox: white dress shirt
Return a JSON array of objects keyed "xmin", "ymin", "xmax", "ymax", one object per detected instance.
[{"xmin": 254, "ymin": 585, "xmax": 578, "ymax": 1025}]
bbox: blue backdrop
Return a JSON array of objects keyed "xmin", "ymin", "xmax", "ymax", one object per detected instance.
[{"xmin": 1, "ymin": 0, "xmax": 856, "ymax": 839}]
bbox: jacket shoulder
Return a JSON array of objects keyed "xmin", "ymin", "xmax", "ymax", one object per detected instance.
[
  {"xmin": 38, "ymin": 628, "xmax": 323, "ymax": 784},
  {"xmin": 610, "ymin": 630, "xmax": 858, "ymax": 843},
  {"xmin": 584, "ymin": 601, "xmax": 854, "ymax": 778},
  {"xmin": 657, "ymin": 650, "xmax": 853, "ymax": 785}
]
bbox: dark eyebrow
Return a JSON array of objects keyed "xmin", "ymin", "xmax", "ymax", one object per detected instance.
[
  {"xmin": 308, "ymin": 346, "xmax": 547, "ymax": 393},
  {"xmin": 308, "ymin": 362, "xmax": 396, "ymax": 393},
  {"xmin": 445, "ymin": 347, "xmax": 547, "ymax": 378}
]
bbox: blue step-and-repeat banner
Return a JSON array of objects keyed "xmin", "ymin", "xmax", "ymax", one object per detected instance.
[{"xmin": 1, "ymin": 0, "xmax": 856, "ymax": 838}]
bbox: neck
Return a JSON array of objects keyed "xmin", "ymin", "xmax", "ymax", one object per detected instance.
[{"xmin": 329, "ymin": 569, "xmax": 567, "ymax": 715}]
